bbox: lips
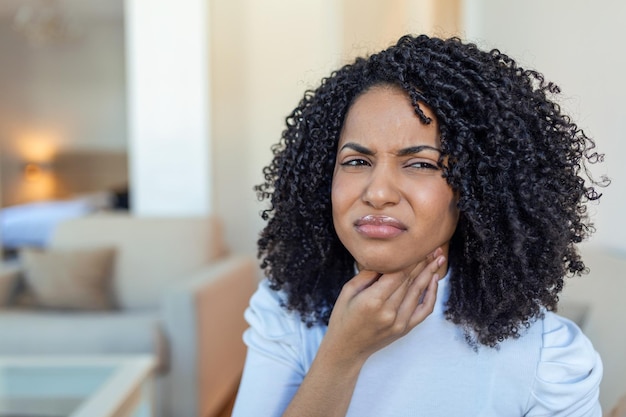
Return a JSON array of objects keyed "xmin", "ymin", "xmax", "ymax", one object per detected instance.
[{"xmin": 354, "ymin": 215, "xmax": 407, "ymax": 239}]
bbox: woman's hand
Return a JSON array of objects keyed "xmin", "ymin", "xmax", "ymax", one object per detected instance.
[
  {"xmin": 281, "ymin": 249, "xmax": 445, "ymax": 417},
  {"xmin": 323, "ymin": 247, "xmax": 446, "ymax": 366}
]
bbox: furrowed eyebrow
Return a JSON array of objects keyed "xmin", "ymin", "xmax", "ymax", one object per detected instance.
[
  {"xmin": 339, "ymin": 142, "xmax": 375, "ymax": 155},
  {"xmin": 339, "ymin": 142, "xmax": 442, "ymax": 156},
  {"xmin": 396, "ymin": 145, "xmax": 442, "ymax": 156}
]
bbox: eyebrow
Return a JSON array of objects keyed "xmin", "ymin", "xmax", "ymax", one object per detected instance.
[{"xmin": 339, "ymin": 142, "xmax": 442, "ymax": 156}]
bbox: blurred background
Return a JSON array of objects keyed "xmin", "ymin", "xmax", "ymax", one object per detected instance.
[
  {"xmin": 0, "ymin": 0, "xmax": 624, "ymax": 412},
  {"xmin": 0, "ymin": 0, "xmax": 623, "ymax": 257}
]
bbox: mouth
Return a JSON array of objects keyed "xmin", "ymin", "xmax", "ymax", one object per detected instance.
[{"xmin": 354, "ymin": 215, "xmax": 407, "ymax": 239}]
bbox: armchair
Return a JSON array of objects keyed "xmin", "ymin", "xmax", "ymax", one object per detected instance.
[{"xmin": 0, "ymin": 214, "xmax": 258, "ymax": 417}]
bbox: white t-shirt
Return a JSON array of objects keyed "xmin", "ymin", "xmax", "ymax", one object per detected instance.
[{"xmin": 232, "ymin": 273, "xmax": 602, "ymax": 417}]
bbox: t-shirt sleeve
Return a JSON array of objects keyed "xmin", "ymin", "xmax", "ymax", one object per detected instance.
[
  {"xmin": 526, "ymin": 312, "xmax": 603, "ymax": 417},
  {"xmin": 231, "ymin": 279, "xmax": 308, "ymax": 417}
]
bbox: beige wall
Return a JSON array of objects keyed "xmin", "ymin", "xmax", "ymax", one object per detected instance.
[
  {"xmin": 342, "ymin": 0, "xmax": 461, "ymax": 60},
  {"xmin": 463, "ymin": 0, "xmax": 626, "ymax": 255},
  {"xmin": 211, "ymin": 0, "xmax": 342, "ymax": 255},
  {"xmin": 0, "ymin": 4, "xmax": 125, "ymax": 206},
  {"xmin": 211, "ymin": 0, "xmax": 463, "ymax": 255}
]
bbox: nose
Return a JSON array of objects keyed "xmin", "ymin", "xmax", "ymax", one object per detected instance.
[{"xmin": 362, "ymin": 163, "xmax": 401, "ymax": 208}]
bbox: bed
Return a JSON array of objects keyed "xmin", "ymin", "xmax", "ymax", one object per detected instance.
[
  {"xmin": 0, "ymin": 150, "xmax": 128, "ymax": 252},
  {"xmin": 1, "ymin": 191, "xmax": 127, "ymax": 249}
]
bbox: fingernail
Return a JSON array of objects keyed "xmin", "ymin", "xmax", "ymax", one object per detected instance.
[{"xmin": 437, "ymin": 256, "xmax": 446, "ymax": 267}]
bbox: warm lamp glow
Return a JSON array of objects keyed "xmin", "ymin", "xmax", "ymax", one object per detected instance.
[
  {"xmin": 7, "ymin": 127, "xmax": 60, "ymax": 203},
  {"xmin": 23, "ymin": 162, "xmax": 51, "ymax": 182},
  {"xmin": 15, "ymin": 162, "xmax": 56, "ymax": 202},
  {"xmin": 14, "ymin": 129, "xmax": 59, "ymax": 163}
]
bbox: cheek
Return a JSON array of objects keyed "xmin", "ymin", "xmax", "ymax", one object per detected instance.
[
  {"xmin": 330, "ymin": 176, "xmax": 342, "ymax": 225},
  {"xmin": 331, "ymin": 173, "xmax": 356, "ymax": 245},
  {"xmin": 331, "ymin": 172, "xmax": 349, "ymax": 215},
  {"xmin": 417, "ymin": 183, "xmax": 459, "ymax": 230},
  {"xmin": 440, "ymin": 191, "xmax": 460, "ymax": 235}
]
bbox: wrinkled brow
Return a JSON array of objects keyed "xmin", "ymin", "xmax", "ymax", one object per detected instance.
[
  {"xmin": 396, "ymin": 145, "xmax": 442, "ymax": 156},
  {"xmin": 340, "ymin": 142, "xmax": 442, "ymax": 156}
]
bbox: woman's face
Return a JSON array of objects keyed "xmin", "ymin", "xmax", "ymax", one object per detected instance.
[{"xmin": 331, "ymin": 85, "xmax": 459, "ymax": 274}]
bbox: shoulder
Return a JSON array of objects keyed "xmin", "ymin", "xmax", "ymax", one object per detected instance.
[
  {"xmin": 526, "ymin": 311, "xmax": 602, "ymax": 416},
  {"xmin": 243, "ymin": 279, "xmax": 326, "ymax": 370},
  {"xmin": 245, "ymin": 279, "xmax": 299, "ymax": 340}
]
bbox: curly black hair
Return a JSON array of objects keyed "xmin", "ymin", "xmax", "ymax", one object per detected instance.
[{"xmin": 255, "ymin": 34, "xmax": 607, "ymax": 347}]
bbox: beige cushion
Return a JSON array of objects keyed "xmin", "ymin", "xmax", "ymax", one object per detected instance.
[
  {"xmin": 50, "ymin": 214, "xmax": 227, "ymax": 309},
  {"xmin": 20, "ymin": 246, "xmax": 116, "ymax": 311}
]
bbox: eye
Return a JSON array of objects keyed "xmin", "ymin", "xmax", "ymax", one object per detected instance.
[
  {"xmin": 340, "ymin": 158, "xmax": 371, "ymax": 167},
  {"xmin": 407, "ymin": 160, "xmax": 439, "ymax": 170}
]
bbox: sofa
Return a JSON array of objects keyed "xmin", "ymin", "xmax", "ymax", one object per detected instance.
[
  {"xmin": 558, "ymin": 245, "xmax": 626, "ymax": 414},
  {"xmin": 0, "ymin": 214, "xmax": 258, "ymax": 417}
]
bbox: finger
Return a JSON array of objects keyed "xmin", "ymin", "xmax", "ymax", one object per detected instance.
[
  {"xmin": 381, "ymin": 246, "xmax": 444, "ymax": 303},
  {"xmin": 339, "ymin": 270, "xmax": 381, "ymax": 300},
  {"xmin": 396, "ymin": 254, "xmax": 445, "ymax": 324},
  {"xmin": 366, "ymin": 273, "xmax": 411, "ymax": 319},
  {"xmin": 422, "ymin": 247, "xmax": 443, "ymax": 271},
  {"xmin": 413, "ymin": 251, "xmax": 445, "ymax": 288},
  {"xmin": 347, "ymin": 246, "xmax": 446, "ymax": 318},
  {"xmin": 408, "ymin": 273, "xmax": 440, "ymax": 327},
  {"xmin": 371, "ymin": 246, "xmax": 443, "ymax": 312}
]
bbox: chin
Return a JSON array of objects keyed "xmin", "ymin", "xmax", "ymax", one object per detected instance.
[{"xmin": 355, "ymin": 256, "xmax": 409, "ymax": 274}]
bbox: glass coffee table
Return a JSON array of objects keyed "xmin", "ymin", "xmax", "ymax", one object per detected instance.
[{"xmin": 0, "ymin": 355, "xmax": 156, "ymax": 417}]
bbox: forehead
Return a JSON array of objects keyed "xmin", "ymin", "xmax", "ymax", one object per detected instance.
[{"xmin": 339, "ymin": 85, "xmax": 440, "ymax": 149}]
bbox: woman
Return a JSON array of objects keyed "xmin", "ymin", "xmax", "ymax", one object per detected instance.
[{"xmin": 232, "ymin": 35, "xmax": 606, "ymax": 416}]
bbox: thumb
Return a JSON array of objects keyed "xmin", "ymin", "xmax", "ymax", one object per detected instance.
[{"xmin": 339, "ymin": 269, "xmax": 381, "ymax": 298}]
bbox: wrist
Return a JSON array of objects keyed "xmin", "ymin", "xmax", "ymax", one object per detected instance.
[{"xmin": 316, "ymin": 336, "xmax": 369, "ymax": 376}]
